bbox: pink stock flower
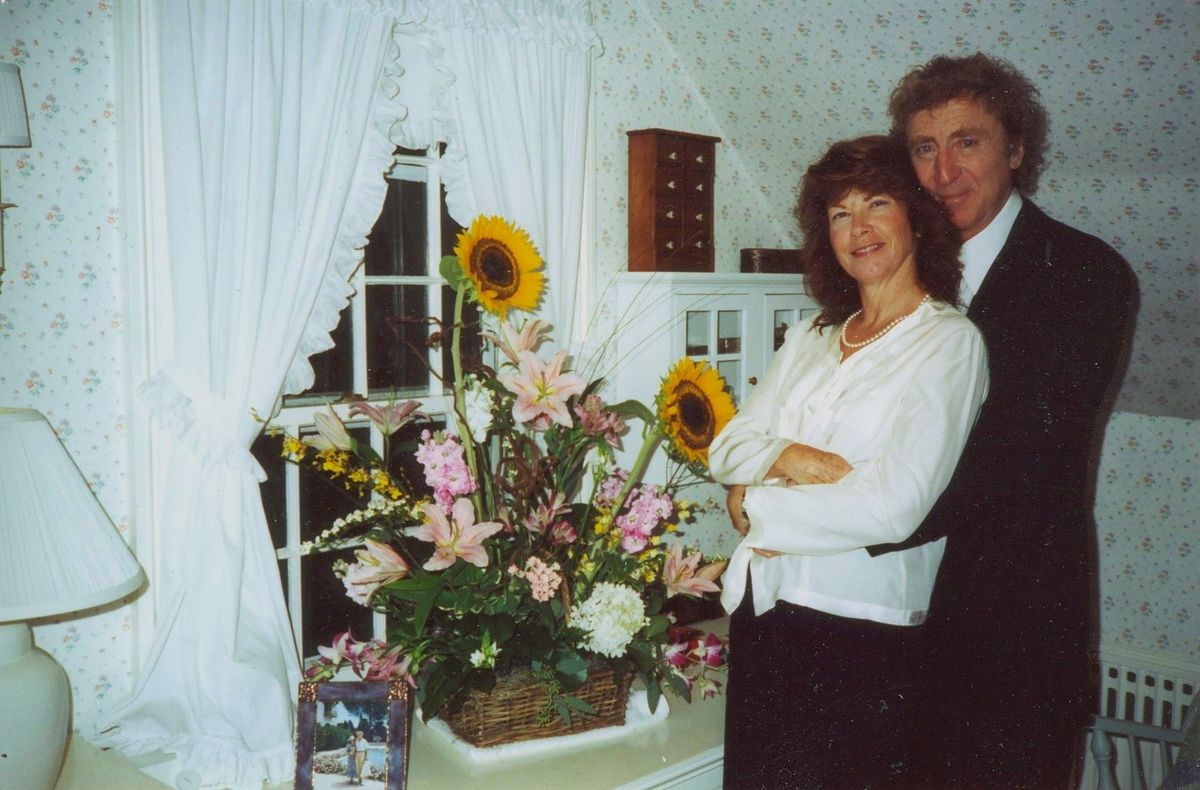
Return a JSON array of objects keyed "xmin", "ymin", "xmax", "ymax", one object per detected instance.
[
  {"xmin": 663, "ymin": 543, "xmax": 726, "ymax": 598},
  {"xmin": 410, "ymin": 499, "xmax": 503, "ymax": 570},
  {"xmin": 499, "ymin": 350, "xmax": 586, "ymax": 430},
  {"xmin": 342, "ymin": 540, "xmax": 410, "ymax": 605},
  {"xmin": 616, "ymin": 484, "xmax": 672, "ymax": 553},
  {"xmin": 482, "ymin": 318, "xmax": 550, "ymax": 365},
  {"xmin": 415, "ymin": 430, "xmax": 477, "ymax": 508},
  {"xmin": 510, "ymin": 556, "xmax": 563, "ymax": 602},
  {"xmin": 308, "ymin": 407, "xmax": 353, "ymax": 451},
  {"xmin": 574, "ymin": 394, "xmax": 627, "ymax": 449},
  {"xmin": 348, "ymin": 399, "xmax": 425, "ymax": 437}
]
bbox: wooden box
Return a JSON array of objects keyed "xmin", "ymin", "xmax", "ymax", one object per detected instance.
[{"xmin": 627, "ymin": 129, "xmax": 720, "ymax": 272}]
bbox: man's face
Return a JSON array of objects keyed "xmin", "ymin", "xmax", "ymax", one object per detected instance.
[{"xmin": 905, "ymin": 96, "xmax": 1024, "ymax": 241}]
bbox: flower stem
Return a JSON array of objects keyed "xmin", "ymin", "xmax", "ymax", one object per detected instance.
[
  {"xmin": 611, "ymin": 426, "xmax": 663, "ymax": 517},
  {"xmin": 451, "ymin": 283, "xmax": 484, "ymax": 515}
]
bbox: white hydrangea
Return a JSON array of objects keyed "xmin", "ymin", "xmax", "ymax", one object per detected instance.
[
  {"xmin": 573, "ymin": 583, "xmax": 648, "ymax": 658},
  {"xmin": 463, "ymin": 377, "xmax": 495, "ymax": 443}
]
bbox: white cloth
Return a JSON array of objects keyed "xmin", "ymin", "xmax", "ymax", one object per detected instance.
[
  {"xmin": 710, "ymin": 300, "xmax": 989, "ymax": 625},
  {"xmin": 97, "ymin": 2, "xmax": 404, "ymax": 786},
  {"xmin": 959, "ymin": 190, "xmax": 1022, "ymax": 307},
  {"xmin": 382, "ymin": 0, "xmax": 599, "ymax": 351}
]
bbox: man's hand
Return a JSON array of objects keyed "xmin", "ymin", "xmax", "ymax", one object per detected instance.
[{"xmin": 768, "ymin": 443, "xmax": 852, "ymax": 485}]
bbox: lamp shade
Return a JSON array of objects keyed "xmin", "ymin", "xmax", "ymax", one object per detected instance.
[
  {"xmin": 0, "ymin": 408, "xmax": 144, "ymax": 622},
  {"xmin": 0, "ymin": 64, "xmax": 31, "ymax": 148}
]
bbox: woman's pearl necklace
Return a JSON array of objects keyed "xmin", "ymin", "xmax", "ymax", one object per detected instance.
[{"xmin": 840, "ymin": 294, "xmax": 931, "ymax": 349}]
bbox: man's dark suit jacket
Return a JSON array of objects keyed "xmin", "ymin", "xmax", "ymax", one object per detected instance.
[{"xmin": 872, "ymin": 199, "xmax": 1137, "ymax": 786}]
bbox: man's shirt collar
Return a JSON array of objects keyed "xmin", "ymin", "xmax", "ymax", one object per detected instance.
[{"xmin": 960, "ymin": 190, "xmax": 1022, "ymax": 308}]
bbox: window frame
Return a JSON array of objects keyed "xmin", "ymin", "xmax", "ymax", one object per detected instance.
[{"xmin": 265, "ymin": 145, "xmax": 462, "ymax": 658}]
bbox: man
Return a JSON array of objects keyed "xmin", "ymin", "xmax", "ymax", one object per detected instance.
[{"xmin": 880, "ymin": 53, "xmax": 1137, "ymax": 787}]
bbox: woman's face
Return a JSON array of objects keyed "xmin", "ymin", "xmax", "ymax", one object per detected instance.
[{"xmin": 827, "ymin": 190, "xmax": 917, "ymax": 290}]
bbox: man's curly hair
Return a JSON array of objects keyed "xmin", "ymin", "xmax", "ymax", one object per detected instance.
[{"xmin": 888, "ymin": 52, "xmax": 1048, "ymax": 195}]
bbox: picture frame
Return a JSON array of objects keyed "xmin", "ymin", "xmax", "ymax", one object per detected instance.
[{"xmin": 294, "ymin": 679, "xmax": 411, "ymax": 789}]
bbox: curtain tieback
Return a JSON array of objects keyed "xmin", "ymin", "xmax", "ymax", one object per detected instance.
[{"xmin": 138, "ymin": 370, "xmax": 267, "ymax": 481}]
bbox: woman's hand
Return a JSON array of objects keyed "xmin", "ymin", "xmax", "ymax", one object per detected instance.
[
  {"xmin": 727, "ymin": 485, "xmax": 751, "ymax": 535},
  {"xmin": 768, "ymin": 442, "xmax": 852, "ymax": 485},
  {"xmin": 729, "ymin": 485, "xmax": 783, "ymax": 558}
]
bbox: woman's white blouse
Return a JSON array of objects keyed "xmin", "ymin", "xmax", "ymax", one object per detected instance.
[{"xmin": 709, "ymin": 300, "xmax": 988, "ymax": 625}]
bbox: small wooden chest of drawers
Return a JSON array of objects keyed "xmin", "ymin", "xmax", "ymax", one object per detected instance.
[{"xmin": 627, "ymin": 128, "xmax": 720, "ymax": 272}]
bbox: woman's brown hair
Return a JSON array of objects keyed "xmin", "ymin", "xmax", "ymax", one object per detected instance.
[{"xmin": 794, "ymin": 135, "xmax": 962, "ymax": 329}]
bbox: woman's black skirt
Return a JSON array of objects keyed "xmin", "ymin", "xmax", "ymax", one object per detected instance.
[{"xmin": 723, "ymin": 589, "xmax": 923, "ymax": 789}]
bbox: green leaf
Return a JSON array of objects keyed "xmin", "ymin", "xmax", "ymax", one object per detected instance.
[
  {"xmin": 646, "ymin": 676, "xmax": 663, "ymax": 714},
  {"xmin": 411, "ymin": 573, "xmax": 449, "ymax": 636},
  {"xmin": 439, "ymin": 254, "xmax": 468, "ymax": 289},
  {"xmin": 555, "ymin": 653, "xmax": 589, "ymax": 682},
  {"xmin": 644, "ymin": 614, "xmax": 670, "ymax": 639},
  {"xmin": 608, "ymin": 398, "xmax": 655, "ymax": 425},
  {"xmin": 562, "ymin": 694, "xmax": 595, "ymax": 715},
  {"xmin": 555, "ymin": 696, "xmax": 572, "ymax": 725}
]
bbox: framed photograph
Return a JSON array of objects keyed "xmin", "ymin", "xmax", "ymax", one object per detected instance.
[{"xmin": 295, "ymin": 680, "xmax": 411, "ymax": 790}]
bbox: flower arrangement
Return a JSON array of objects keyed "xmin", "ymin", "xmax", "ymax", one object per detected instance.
[{"xmin": 287, "ymin": 215, "xmax": 733, "ymax": 727}]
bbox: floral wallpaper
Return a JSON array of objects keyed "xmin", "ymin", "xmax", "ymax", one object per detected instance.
[
  {"xmin": 0, "ymin": 0, "xmax": 1195, "ymax": 743},
  {"xmin": 590, "ymin": 0, "xmax": 1198, "ymax": 420},
  {"xmin": 1096, "ymin": 413, "xmax": 1199, "ymax": 661},
  {"xmin": 1, "ymin": 1, "xmax": 136, "ymax": 737},
  {"xmin": 591, "ymin": 0, "xmax": 1199, "ymax": 664}
]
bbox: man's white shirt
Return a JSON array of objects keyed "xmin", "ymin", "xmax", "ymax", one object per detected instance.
[{"xmin": 959, "ymin": 190, "xmax": 1022, "ymax": 308}]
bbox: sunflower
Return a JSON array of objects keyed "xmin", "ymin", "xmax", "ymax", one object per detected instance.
[
  {"xmin": 453, "ymin": 215, "xmax": 545, "ymax": 319},
  {"xmin": 657, "ymin": 357, "xmax": 736, "ymax": 467}
]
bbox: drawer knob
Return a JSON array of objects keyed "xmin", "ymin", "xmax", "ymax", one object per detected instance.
[
  {"xmin": 667, "ymin": 180, "xmax": 677, "ymax": 190},
  {"xmin": 695, "ymin": 183, "xmax": 705, "ymax": 192},
  {"xmin": 695, "ymin": 154, "xmax": 705, "ymax": 164},
  {"xmin": 666, "ymin": 210, "xmax": 675, "ymax": 219},
  {"xmin": 694, "ymin": 212, "xmax": 704, "ymax": 221},
  {"xmin": 748, "ymin": 376, "xmax": 758, "ymax": 385},
  {"xmin": 665, "ymin": 241, "xmax": 675, "ymax": 250},
  {"xmin": 694, "ymin": 240, "xmax": 704, "ymax": 248},
  {"xmin": 669, "ymin": 151, "xmax": 679, "ymax": 160}
]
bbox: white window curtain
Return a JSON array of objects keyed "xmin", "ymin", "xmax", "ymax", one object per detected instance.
[
  {"xmin": 98, "ymin": 1, "xmax": 405, "ymax": 785},
  {"xmin": 377, "ymin": 0, "xmax": 599, "ymax": 350}
]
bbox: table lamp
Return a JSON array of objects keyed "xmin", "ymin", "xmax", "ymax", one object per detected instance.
[{"xmin": 0, "ymin": 408, "xmax": 146, "ymax": 789}]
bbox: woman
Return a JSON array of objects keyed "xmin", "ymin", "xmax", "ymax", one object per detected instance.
[
  {"xmin": 345, "ymin": 733, "xmax": 357, "ymax": 782},
  {"xmin": 710, "ymin": 135, "xmax": 988, "ymax": 789}
]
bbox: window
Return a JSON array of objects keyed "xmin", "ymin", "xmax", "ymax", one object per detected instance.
[{"xmin": 252, "ymin": 146, "xmax": 480, "ymax": 659}]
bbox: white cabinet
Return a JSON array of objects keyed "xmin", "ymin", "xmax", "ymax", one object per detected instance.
[{"xmin": 608, "ymin": 273, "xmax": 818, "ymax": 556}]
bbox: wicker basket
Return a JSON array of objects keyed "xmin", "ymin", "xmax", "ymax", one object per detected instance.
[{"xmin": 441, "ymin": 664, "xmax": 632, "ymax": 747}]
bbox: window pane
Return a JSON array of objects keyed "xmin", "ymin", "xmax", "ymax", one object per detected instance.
[
  {"xmin": 302, "ymin": 549, "xmax": 373, "ymax": 657},
  {"xmin": 366, "ymin": 284, "xmax": 432, "ymax": 393},
  {"xmin": 717, "ymin": 310, "xmax": 741, "ymax": 354},
  {"xmin": 303, "ymin": 303, "xmax": 354, "ymax": 398},
  {"xmin": 440, "ymin": 285, "xmax": 482, "ymax": 383},
  {"xmin": 686, "ymin": 311, "xmax": 710, "ymax": 356},
  {"xmin": 299, "ymin": 426, "xmax": 371, "ymax": 541},
  {"xmin": 252, "ymin": 431, "xmax": 288, "ymax": 550},
  {"xmin": 365, "ymin": 178, "xmax": 428, "ymax": 278}
]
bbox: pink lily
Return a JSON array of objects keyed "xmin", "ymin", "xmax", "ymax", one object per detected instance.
[
  {"xmin": 349, "ymin": 399, "xmax": 425, "ymax": 437},
  {"xmin": 499, "ymin": 350, "xmax": 586, "ymax": 430},
  {"xmin": 308, "ymin": 407, "xmax": 353, "ymax": 451},
  {"xmin": 483, "ymin": 318, "xmax": 550, "ymax": 365},
  {"xmin": 342, "ymin": 540, "xmax": 410, "ymax": 605},
  {"xmin": 410, "ymin": 498, "xmax": 503, "ymax": 570},
  {"xmin": 664, "ymin": 543, "xmax": 726, "ymax": 598},
  {"xmin": 524, "ymin": 492, "xmax": 572, "ymax": 534},
  {"xmin": 316, "ymin": 630, "xmax": 358, "ymax": 668},
  {"xmin": 363, "ymin": 643, "xmax": 418, "ymax": 687}
]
